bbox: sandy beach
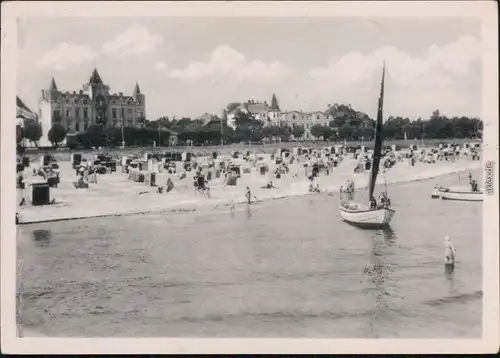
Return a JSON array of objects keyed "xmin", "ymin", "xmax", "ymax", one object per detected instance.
[{"xmin": 16, "ymin": 152, "xmax": 481, "ymax": 225}]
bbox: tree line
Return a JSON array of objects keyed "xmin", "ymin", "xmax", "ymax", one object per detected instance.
[{"xmin": 16, "ymin": 107, "xmax": 482, "ymax": 150}]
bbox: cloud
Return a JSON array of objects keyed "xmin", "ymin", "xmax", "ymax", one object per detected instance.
[
  {"xmin": 36, "ymin": 42, "xmax": 97, "ymax": 71},
  {"xmin": 33, "ymin": 26, "xmax": 164, "ymax": 72},
  {"xmin": 304, "ymin": 35, "xmax": 481, "ymax": 118},
  {"xmin": 102, "ymin": 26, "xmax": 163, "ymax": 56},
  {"xmin": 308, "ymin": 35, "xmax": 481, "ymax": 88},
  {"xmin": 154, "ymin": 61, "xmax": 167, "ymax": 71},
  {"xmin": 168, "ymin": 45, "xmax": 291, "ymax": 83}
]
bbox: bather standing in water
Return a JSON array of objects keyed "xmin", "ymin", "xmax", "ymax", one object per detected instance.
[
  {"xmin": 444, "ymin": 236, "xmax": 456, "ymax": 267},
  {"xmin": 245, "ymin": 186, "xmax": 252, "ymax": 204},
  {"xmin": 470, "ymin": 179, "xmax": 479, "ymax": 192}
]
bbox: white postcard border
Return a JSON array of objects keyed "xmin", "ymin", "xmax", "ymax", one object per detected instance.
[{"xmin": 1, "ymin": 1, "xmax": 498, "ymax": 354}]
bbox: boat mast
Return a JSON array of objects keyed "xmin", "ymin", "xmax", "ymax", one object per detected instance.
[{"xmin": 368, "ymin": 63, "xmax": 386, "ymax": 201}]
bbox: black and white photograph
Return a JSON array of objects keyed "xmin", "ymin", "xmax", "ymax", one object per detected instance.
[{"xmin": 1, "ymin": 1, "xmax": 498, "ymax": 355}]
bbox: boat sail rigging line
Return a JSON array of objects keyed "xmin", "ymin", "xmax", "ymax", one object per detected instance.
[{"xmin": 339, "ymin": 63, "xmax": 396, "ymax": 229}]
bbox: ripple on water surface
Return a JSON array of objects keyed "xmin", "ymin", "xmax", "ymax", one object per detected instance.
[{"xmin": 17, "ymin": 171, "xmax": 482, "ymax": 338}]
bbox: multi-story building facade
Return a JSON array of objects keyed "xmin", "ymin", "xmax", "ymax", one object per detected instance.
[
  {"xmin": 38, "ymin": 68, "xmax": 146, "ymax": 144},
  {"xmin": 280, "ymin": 110, "xmax": 329, "ymax": 140},
  {"xmin": 226, "ymin": 100, "xmax": 270, "ymax": 128},
  {"xmin": 226, "ymin": 93, "xmax": 281, "ymax": 129},
  {"xmin": 225, "ymin": 93, "xmax": 332, "ymax": 140},
  {"xmin": 194, "ymin": 113, "xmax": 217, "ymax": 125}
]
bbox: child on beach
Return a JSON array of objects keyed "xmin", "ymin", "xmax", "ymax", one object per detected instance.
[
  {"xmin": 262, "ymin": 181, "xmax": 275, "ymax": 189},
  {"xmin": 166, "ymin": 177, "xmax": 174, "ymax": 193}
]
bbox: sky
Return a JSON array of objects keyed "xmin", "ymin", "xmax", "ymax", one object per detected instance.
[{"xmin": 17, "ymin": 17, "xmax": 482, "ymax": 121}]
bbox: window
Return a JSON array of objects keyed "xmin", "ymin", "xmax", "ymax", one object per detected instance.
[
  {"xmin": 66, "ymin": 121, "xmax": 72, "ymax": 130},
  {"xmin": 75, "ymin": 108, "xmax": 80, "ymax": 118},
  {"xmin": 317, "ymin": 115, "xmax": 320, "ymax": 120},
  {"xmin": 83, "ymin": 99, "xmax": 88, "ymax": 105},
  {"xmin": 84, "ymin": 123, "xmax": 88, "ymax": 130},
  {"xmin": 292, "ymin": 115, "xmax": 296, "ymax": 119},
  {"xmin": 128, "ymin": 108, "xmax": 133, "ymax": 114},
  {"xmin": 113, "ymin": 120, "xmax": 118, "ymax": 127},
  {"xmin": 112, "ymin": 108, "xmax": 117, "ymax": 119},
  {"xmin": 127, "ymin": 120, "xmax": 133, "ymax": 126},
  {"xmin": 75, "ymin": 123, "xmax": 80, "ymax": 132},
  {"xmin": 112, "ymin": 100, "xmax": 116, "ymax": 104},
  {"xmin": 65, "ymin": 109, "xmax": 71, "ymax": 117},
  {"xmin": 65, "ymin": 98, "xmax": 70, "ymax": 104},
  {"xmin": 83, "ymin": 108, "xmax": 88, "ymax": 119},
  {"xmin": 75, "ymin": 99, "xmax": 79, "ymax": 105}
]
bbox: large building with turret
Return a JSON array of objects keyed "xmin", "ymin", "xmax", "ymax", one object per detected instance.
[{"xmin": 38, "ymin": 68, "xmax": 146, "ymax": 145}]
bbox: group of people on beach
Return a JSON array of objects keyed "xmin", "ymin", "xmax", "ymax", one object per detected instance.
[{"xmin": 339, "ymin": 180, "xmax": 355, "ymax": 199}]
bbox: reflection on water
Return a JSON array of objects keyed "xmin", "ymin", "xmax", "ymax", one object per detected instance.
[
  {"xmin": 362, "ymin": 227, "xmax": 397, "ymax": 337},
  {"xmin": 32, "ymin": 230, "xmax": 52, "ymax": 248},
  {"xmin": 445, "ymin": 263, "xmax": 455, "ymax": 280},
  {"xmin": 246, "ymin": 205, "xmax": 252, "ymax": 219},
  {"xmin": 381, "ymin": 226, "xmax": 396, "ymax": 243}
]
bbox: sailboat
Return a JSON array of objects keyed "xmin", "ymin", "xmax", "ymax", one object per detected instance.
[{"xmin": 339, "ymin": 64, "xmax": 395, "ymax": 229}]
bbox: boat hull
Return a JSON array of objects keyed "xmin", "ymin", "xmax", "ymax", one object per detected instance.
[
  {"xmin": 339, "ymin": 203, "xmax": 395, "ymax": 229},
  {"xmin": 431, "ymin": 187, "xmax": 441, "ymax": 199},
  {"xmin": 439, "ymin": 188, "xmax": 483, "ymax": 202}
]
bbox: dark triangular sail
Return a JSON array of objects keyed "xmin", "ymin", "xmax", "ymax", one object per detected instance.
[{"xmin": 368, "ymin": 64, "xmax": 386, "ymax": 200}]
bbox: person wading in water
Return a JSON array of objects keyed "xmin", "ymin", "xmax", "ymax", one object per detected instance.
[
  {"xmin": 245, "ymin": 186, "xmax": 252, "ymax": 204},
  {"xmin": 444, "ymin": 236, "xmax": 456, "ymax": 268}
]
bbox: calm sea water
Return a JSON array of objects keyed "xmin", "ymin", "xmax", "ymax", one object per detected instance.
[{"xmin": 17, "ymin": 170, "xmax": 482, "ymax": 338}]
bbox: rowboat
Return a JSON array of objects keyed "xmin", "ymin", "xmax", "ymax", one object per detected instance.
[
  {"xmin": 439, "ymin": 187, "xmax": 483, "ymax": 202},
  {"xmin": 340, "ymin": 63, "xmax": 396, "ymax": 229},
  {"xmin": 431, "ymin": 185, "xmax": 443, "ymax": 199}
]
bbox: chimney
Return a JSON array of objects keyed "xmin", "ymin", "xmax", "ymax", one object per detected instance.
[
  {"xmin": 119, "ymin": 92, "xmax": 123, "ymax": 96},
  {"xmin": 79, "ymin": 90, "xmax": 83, "ymax": 95}
]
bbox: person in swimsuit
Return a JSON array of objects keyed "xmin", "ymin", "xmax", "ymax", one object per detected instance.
[
  {"xmin": 444, "ymin": 236, "xmax": 456, "ymax": 266},
  {"xmin": 245, "ymin": 187, "xmax": 252, "ymax": 204}
]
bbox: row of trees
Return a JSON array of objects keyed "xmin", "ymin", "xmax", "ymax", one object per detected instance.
[
  {"xmin": 168, "ymin": 108, "xmax": 482, "ymax": 145},
  {"xmin": 17, "ymin": 120, "xmax": 67, "ymax": 148},
  {"xmin": 67, "ymin": 125, "xmax": 173, "ymax": 149},
  {"xmin": 16, "ymin": 107, "xmax": 482, "ymax": 150}
]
